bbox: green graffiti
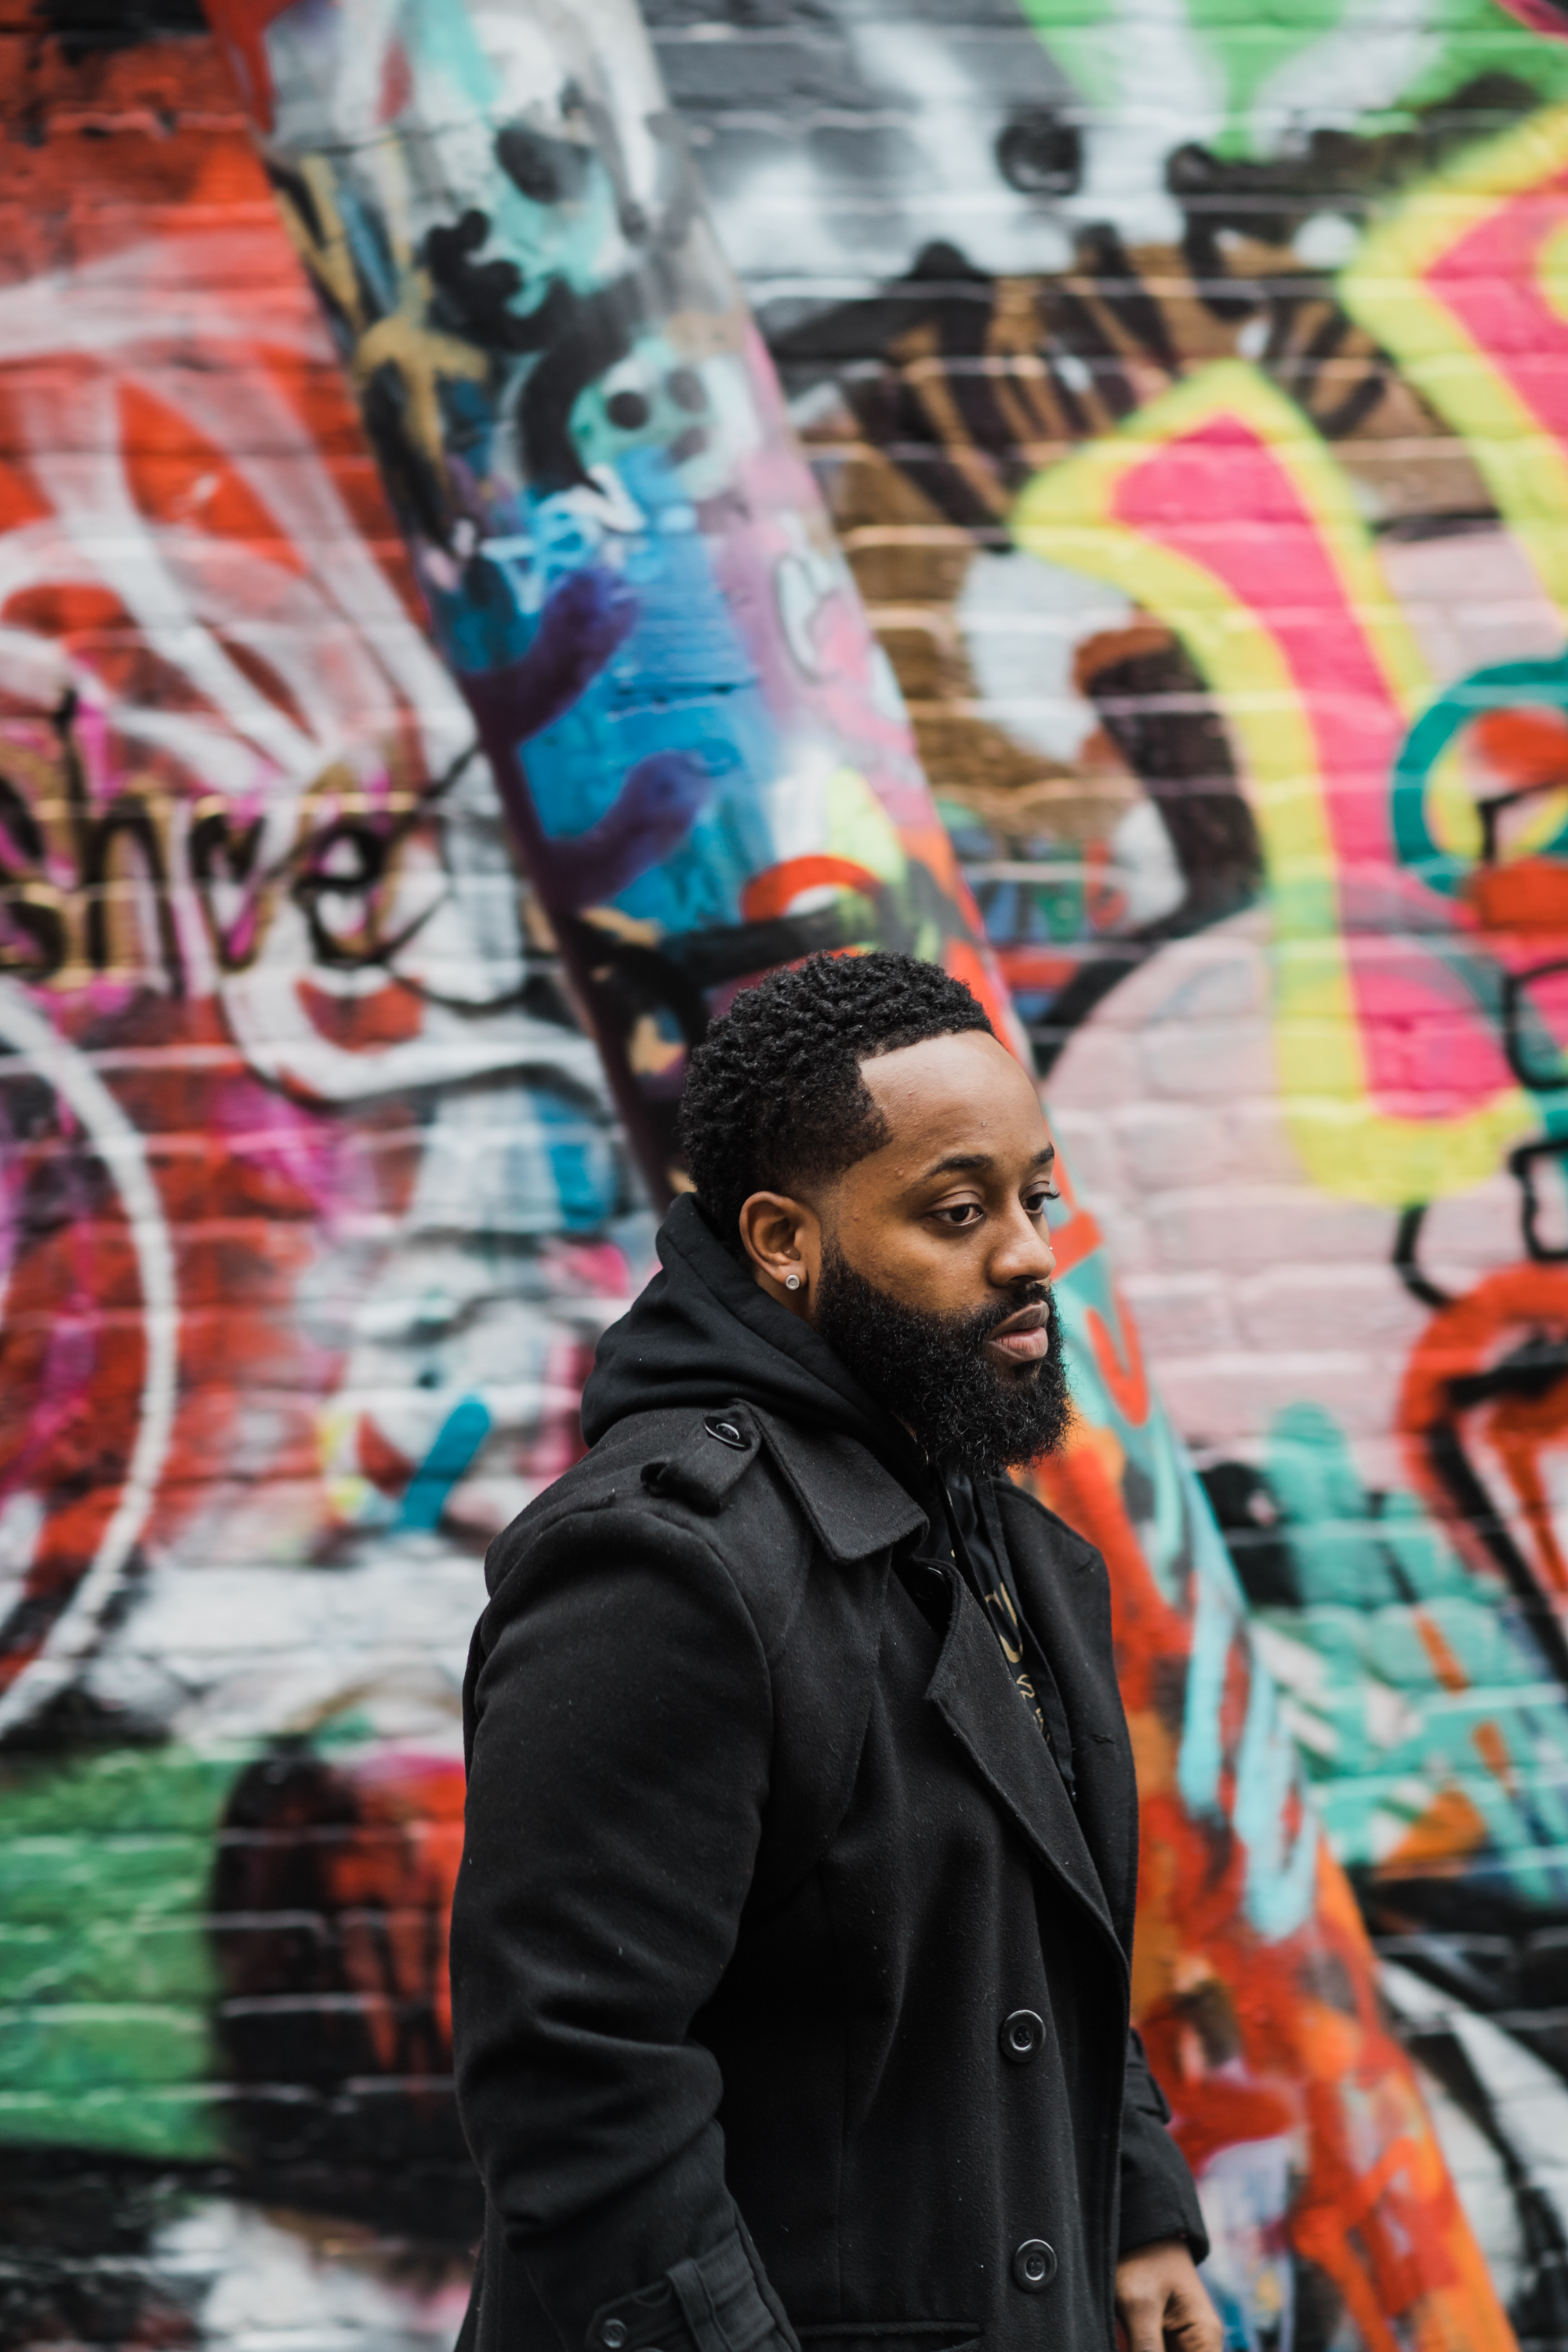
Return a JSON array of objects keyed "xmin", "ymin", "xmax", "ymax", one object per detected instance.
[
  {"xmin": 0, "ymin": 1748, "xmax": 245, "ymax": 2159},
  {"xmin": 1017, "ymin": 0, "xmax": 1568, "ymax": 159},
  {"xmin": 1248, "ymin": 1404, "xmax": 1568, "ymax": 1898}
]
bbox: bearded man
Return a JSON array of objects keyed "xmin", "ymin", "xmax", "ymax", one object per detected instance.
[{"xmin": 451, "ymin": 953, "xmax": 1217, "ymax": 2352}]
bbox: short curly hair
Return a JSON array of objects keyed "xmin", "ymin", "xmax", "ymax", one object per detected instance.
[{"xmin": 679, "ymin": 951, "xmax": 994, "ymax": 1250}]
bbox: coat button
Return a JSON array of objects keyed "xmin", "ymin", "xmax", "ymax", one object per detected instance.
[
  {"xmin": 1000, "ymin": 2009, "xmax": 1045, "ymax": 2064},
  {"xmin": 1013, "ymin": 2240, "xmax": 1058, "ymax": 2291},
  {"xmin": 601, "ymin": 2324, "xmax": 629, "ymax": 2349},
  {"xmin": 704, "ymin": 1417, "xmax": 746, "ymax": 1449}
]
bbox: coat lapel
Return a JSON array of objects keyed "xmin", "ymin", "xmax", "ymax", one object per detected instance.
[
  {"xmin": 989, "ymin": 1483, "xmax": 1139, "ymax": 1947},
  {"xmin": 750, "ymin": 1408, "xmax": 1132, "ymax": 1969},
  {"xmin": 926, "ymin": 1572, "xmax": 1124, "ymax": 1965}
]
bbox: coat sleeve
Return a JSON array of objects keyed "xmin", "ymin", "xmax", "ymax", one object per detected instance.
[
  {"xmin": 450, "ymin": 1499, "xmax": 798, "ymax": 2352},
  {"xmin": 1117, "ymin": 2027, "xmax": 1209, "ymax": 2263}
]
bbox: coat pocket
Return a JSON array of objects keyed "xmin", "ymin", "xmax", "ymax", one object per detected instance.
[{"xmin": 586, "ymin": 2229, "xmax": 786, "ymax": 2352}]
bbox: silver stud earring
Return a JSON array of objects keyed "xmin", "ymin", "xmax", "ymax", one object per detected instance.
[{"xmin": 784, "ymin": 1272, "xmax": 803, "ymax": 1292}]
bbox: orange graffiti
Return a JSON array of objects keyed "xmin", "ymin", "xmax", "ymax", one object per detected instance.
[
  {"xmin": 1084, "ymin": 1295, "xmax": 1149, "ymax": 1425},
  {"xmin": 739, "ymin": 855, "xmax": 883, "ymax": 922},
  {"xmin": 1401, "ymin": 1263, "xmax": 1568, "ymax": 1599},
  {"xmin": 1028, "ymin": 1423, "xmax": 1514, "ymax": 2352}
]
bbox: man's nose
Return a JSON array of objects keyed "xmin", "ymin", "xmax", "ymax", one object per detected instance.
[{"xmin": 991, "ymin": 1200, "xmax": 1056, "ymax": 1288}]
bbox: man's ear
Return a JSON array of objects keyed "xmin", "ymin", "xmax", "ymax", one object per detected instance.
[{"xmin": 737, "ymin": 1191, "xmax": 821, "ymax": 1310}]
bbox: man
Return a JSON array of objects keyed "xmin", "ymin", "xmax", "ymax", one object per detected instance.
[{"xmin": 452, "ymin": 952, "xmax": 1218, "ymax": 2352}]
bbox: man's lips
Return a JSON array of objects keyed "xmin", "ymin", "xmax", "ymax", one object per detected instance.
[{"xmin": 985, "ymin": 1302, "xmax": 1051, "ymax": 1363}]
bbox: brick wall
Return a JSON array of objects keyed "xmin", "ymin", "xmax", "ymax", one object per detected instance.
[
  {"xmin": 651, "ymin": 2, "xmax": 1568, "ymax": 2336},
  {"xmin": 2, "ymin": 0, "xmax": 1566, "ymax": 2347},
  {"xmin": 0, "ymin": 11, "xmax": 635, "ymax": 2341}
]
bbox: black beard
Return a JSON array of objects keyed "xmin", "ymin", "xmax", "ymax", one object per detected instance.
[{"xmin": 813, "ymin": 1249, "xmax": 1072, "ymax": 1479}]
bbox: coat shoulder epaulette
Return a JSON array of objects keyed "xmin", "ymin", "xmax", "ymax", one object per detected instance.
[{"xmin": 637, "ymin": 1403, "xmax": 762, "ymax": 1515}]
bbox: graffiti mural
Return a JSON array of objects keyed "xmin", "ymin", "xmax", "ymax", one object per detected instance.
[
  {"xmin": 636, "ymin": 0, "xmax": 1568, "ymax": 2343},
  {"xmin": 202, "ymin": 0, "xmax": 1012, "ymax": 1206},
  {"xmin": 0, "ymin": 2, "xmax": 1536, "ymax": 2350},
  {"xmin": 195, "ymin": 4, "xmax": 1506, "ymax": 2351},
  {"xmin": 0, "ymin": 16, "xmax": 641, "ymax": 2343}
]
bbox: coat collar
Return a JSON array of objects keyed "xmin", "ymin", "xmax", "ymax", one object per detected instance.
[{"xmin": 753, "ymin": 1407, "xmax": 927, "ymax": 1563}]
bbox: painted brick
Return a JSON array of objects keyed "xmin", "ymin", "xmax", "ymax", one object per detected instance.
[{"xmin": 3, "ymin": 0, "xmax": 1568, "ymax": 2339}]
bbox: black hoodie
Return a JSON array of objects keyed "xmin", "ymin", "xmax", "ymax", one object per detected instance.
[{"xmin": 583, "ymin": 1193, "xmax": 923, "ymax": 1479}]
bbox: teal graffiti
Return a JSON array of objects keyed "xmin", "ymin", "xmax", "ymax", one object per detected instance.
[
  {"xmin": 397, "ymin": 1395, "xmax": 493, "ymax": 1533},
  {"xmin": 1251, "ymin": 1403, "xmax": 1568, "ymax": 1905},
  {"xmin": 1392, "ymin": 651, "xmax": 1568, "ymax": 899},
  {"xmin": 1052, "ymin": 1240, "xmax": 1319, "ymax": 1940}
]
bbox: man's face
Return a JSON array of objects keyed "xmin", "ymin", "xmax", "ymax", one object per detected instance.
[
  {"xmin": 742, "ymin": 1029, "xmax": 1070, "ymax": 1472},
  {"xmin": 818, "ymin": 1029, "xmax": 1058, "ymax": 1348}
]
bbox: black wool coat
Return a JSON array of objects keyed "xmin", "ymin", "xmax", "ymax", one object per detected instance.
[{"xmin": 451, "ymin": 1200, "xmax": 1205, "ymax": 2352}]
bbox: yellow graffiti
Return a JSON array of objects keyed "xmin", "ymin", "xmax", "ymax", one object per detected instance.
[
  {"xmin": 1342, "ymin": 103, "xmax": 1568, "ymax": 615},
  {"xmin": 274, "ymin": 158, "xmax": 489, "ymax": 495},
  {"xmin": 1012, "ymin": 360, "xmax": 1533, "ymax": 1206}
]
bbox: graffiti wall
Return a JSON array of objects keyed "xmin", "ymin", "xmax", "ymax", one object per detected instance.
[
  {"xmin": 644, "ymin": 0, "xmax": 1568, "ymax": 2340},
  {"xmin": 0, "ymin": 15, "xmax": 643, "ymax": 2343},
  {"xmin": 0, "ymin": 0, "xmax": 1542, "ymax": 2348}
]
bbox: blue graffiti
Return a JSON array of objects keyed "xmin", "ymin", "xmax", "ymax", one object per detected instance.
[{"xmin": 397, "ymin": 1395, "xmax": 494, "ymax": 1533}]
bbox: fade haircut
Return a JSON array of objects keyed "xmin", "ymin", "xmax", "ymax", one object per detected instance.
[{"xmin": 679, "ymin": 951, "xmax": 994, "ymax": 1252}]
